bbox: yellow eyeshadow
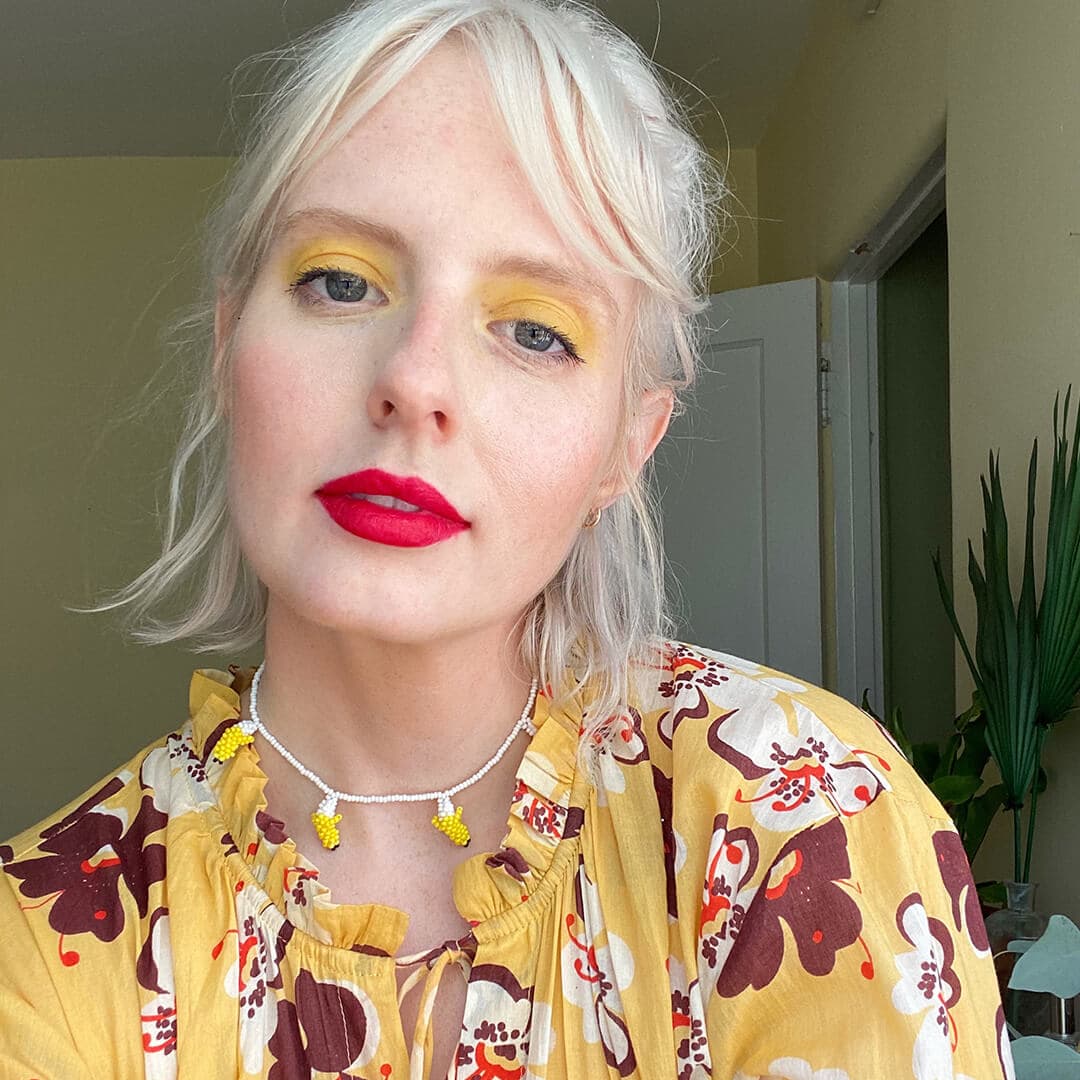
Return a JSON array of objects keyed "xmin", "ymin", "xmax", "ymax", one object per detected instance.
[
  {"xmin": 285, "ymin": 238, "xmax": 397, "ymax": 292},
  {"xmin": 478, "ymin": 279, "xmax": 599, "ymax": 361}
]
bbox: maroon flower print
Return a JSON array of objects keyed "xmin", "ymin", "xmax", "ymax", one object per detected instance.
[
  {"xmin": 652, "ymin": 765, "xmax": 678, "ymax": 919},
  {"xmin": 657, "ymin": 687, "xmax": 714, "ymax": 751},
  {"xmin": 657, "ymin": 648, "xmax": 731, "ymax": 699},
  {"xmin": 266, "ymin": 970, "xmax": 379, "ymax": 1078},
  {"xmin": 4, "ymin": 781, "xmax": 167, "ymax": 966},
  {"xmin": 709, "ymin": 816, "xmax": 864, "ymax": 998},
  {"xmin": 933, "ymin": 829, "xmax": 990, "ymax": 955},
  {"xmin": 457, "ymin": 963, "xmax": 537, "ymax": 1077}
]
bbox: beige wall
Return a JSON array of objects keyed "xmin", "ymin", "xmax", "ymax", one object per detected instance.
[
  {"xmin": 747, "ymin": 0, "xmax": 1080, "ymax": 918},
  {"xmin": 948, "ymin": 0, "xmax": 1080, "ymax": 921},
  {"xmin": 1, "ymin": 157, "xmax": 236, "ymax": 839},
  {"xmin": 756, "ymin": 0, "xmax": 946, "ymax": 284}
]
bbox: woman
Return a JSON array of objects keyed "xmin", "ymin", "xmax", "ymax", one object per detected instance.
[{"xmin": 0, "ymin": 1, "xmax": 1012, "ymax": 1078}]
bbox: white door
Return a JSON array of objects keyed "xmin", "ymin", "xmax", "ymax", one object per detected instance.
[{"xmin": 653, "ymin": 278, "xmax": 823, "ymax": 685}]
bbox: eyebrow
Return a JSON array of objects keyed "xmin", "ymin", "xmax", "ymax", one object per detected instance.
[
  {"xmin": 280, "ymin": 207, "xmax": 409, "ymax": 255},
  {"xmin": 278, "ymin": 205, "xmax": 618, "ymax": 318},
  {"xmin": 477, "ymin": 252, "xmax": 619, "ymax": 320}
]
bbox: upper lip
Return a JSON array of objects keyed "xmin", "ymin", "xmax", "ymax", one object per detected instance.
[{"xmin": 316, "ymin": 469, "xmax": 469, "ymax": 524}]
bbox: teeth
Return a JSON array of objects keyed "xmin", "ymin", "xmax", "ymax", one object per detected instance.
[{"xmin": 348, "ymin": 493, "xmax": 422, "ymax": 512}]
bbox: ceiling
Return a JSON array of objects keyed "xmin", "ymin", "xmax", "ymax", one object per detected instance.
[{"xmin": 0, "ymin": 0, "xmax": 816, "ymax": 158}]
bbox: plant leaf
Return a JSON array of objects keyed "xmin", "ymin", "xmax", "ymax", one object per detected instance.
[
  {"xmin": 1009, "ymin": 1035, "xmax": 1080, "ymax": 1079},
  {"xmin": 930, "ymin": 774, "xmax": 983, "ymax": 807},
  {"xmin": 1038, "ymin": 386, "xmax": 1080, "ymax": 724},
  {"xmin": 912, "ymin": 742, "xmax": 942, "ymax": 785},
  {"xmin": 954, "ymin": 714, "xmax": 992, "ymax": 778},
  {"xmin": 977, "ymin": 880, "xmax": 1007, "ymax": 908},
  {"xmin": 963, "ymin": 783, "xmax": 1006, "ymax": 863},
  {"xmin": 1009, "ymin": 914, "xmax": 1080, "ymax": 997}
]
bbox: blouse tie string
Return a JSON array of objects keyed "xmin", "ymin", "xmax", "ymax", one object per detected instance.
[{"xmin": 398, "ymin": 943, "xmax": 472, "ymax": 1080}]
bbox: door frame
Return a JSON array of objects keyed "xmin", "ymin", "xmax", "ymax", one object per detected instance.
[{"xmin": 829, "ymin": 142, "xmax": 946, "ymax": 709}]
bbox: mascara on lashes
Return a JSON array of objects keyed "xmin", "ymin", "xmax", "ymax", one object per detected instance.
[{"xmin": 283, "ymin": 246, "xmax": 597, "ymax": 364}]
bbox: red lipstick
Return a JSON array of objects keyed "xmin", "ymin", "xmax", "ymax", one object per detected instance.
[{"xmin": 315, "ymin": 468, "xmax": 470, "ymax": 548}]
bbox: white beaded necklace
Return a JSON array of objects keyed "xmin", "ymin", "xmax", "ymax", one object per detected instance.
[{"xmin": 214, "ymin": 663, "xmax": 540, "ymax": 851}]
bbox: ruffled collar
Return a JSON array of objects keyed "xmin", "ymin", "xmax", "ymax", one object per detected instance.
[{"xmin": 185, "ymin": 664, "xmax": 591, "ymax": 957}]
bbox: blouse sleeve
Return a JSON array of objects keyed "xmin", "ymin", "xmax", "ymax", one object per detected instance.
[
  {"xmin": 0, "ymin": 871, "xmax": 92, "ymax": 1080},
  {"xmin": 700, "ymin": 789, "xmax": 1015, "ymax": 1080}
]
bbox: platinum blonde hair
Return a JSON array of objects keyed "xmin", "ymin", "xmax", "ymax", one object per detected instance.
[{"xmin": 93, "ymin": 0, "xmax": 728, "ymax": 756}]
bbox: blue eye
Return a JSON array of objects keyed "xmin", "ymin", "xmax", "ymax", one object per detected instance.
[
  {"xmin": 288, "ymin": 266, "xmax": 384, "ymax": 307},
  {"xmin": 503, "ymin": 320, "xmax": 583, "ymax": 365}
]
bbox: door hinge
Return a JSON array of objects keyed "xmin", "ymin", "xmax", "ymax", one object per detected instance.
[{"xmin": 818, "ymin": 347, "xmax": 831, "ymax": 429}]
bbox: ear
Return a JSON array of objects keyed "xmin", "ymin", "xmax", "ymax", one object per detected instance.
[{"xmin": 595, "ymin": 387, "xmax": 674, "ymax": 506}]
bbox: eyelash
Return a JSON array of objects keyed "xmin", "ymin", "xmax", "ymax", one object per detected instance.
[{"xmin": 286, "ymin": 265, "xmax": 585, "ymax": 366}]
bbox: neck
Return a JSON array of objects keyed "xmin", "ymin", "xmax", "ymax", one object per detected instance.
[{"xmin": 248, "ymin": 598, "xmax": 538, "ymax": 797}]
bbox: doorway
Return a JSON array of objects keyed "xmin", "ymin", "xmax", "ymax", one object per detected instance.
[
  {"xmin": 830, "ymin": 142, "xmax": 948, "ymax": 713},
  {"xmin": 876, "ymin": 211, "xmax": 954, "ymax": 740}
]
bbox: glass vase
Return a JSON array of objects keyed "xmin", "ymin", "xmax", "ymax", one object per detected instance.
[{"xmin": 985, "ymin": 881, "xmax": 1051, "ymax": 1036}]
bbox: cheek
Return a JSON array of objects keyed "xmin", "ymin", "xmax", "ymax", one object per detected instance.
[
  {"xmin": 226, "ymin": 329, "xmax": 338, "ymax": 492},
  {"xmin": 484, "ymin": 392, "xmax": 619, "ymax": 528}
]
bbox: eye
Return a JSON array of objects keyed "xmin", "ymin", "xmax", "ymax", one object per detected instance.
[
  {"xmin": 494, "ymin": 319, "xmax": 584, "ymax": 366},
  {"xmin": 287, "ymin": 266, "xmax": 387, "ymax": 309}
]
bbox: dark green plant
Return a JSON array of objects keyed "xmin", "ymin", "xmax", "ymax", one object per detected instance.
[
  {"xmin": 931, "ymin": 386, "xmax": 1080, "ymax": 884},
  {"xmin": 860, "ymin": 690, "xmax": 1010, "ymax": 866}
]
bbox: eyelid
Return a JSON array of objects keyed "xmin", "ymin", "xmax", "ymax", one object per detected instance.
[
  {"xmin": 290, "ymin": 245, "xmax": 397, "ymax": 293},
  {"xmin": 485, "ymin": 293, "xmax": 593, "ymax": 360},
  {"xmin": 488, "ymin": 317, "xmax": 583, "ymax": 365}
]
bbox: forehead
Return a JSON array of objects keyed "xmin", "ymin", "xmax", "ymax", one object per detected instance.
[{"xmin": 275, "ymin": 38, "xmax": 630, "ymax": 318}]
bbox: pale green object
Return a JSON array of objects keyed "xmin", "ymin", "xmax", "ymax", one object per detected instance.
[
  {"xmin": 1008, "ymin": 938, "xmax": 1035, "ymax": 955},
  {"xmin": 1009, "ymin": 915, "xmax": 1080, "ymax": 997},
  {"xmin": 1010, "ymin": 1035, "xmax": 1080, "ymax": 1079}
]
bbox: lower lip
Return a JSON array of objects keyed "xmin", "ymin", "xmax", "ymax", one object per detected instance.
[{"xmin": 316, "ymin": 494, "xmax": 469, "ymax": 548}]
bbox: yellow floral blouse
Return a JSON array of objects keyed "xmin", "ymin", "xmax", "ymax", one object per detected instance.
[{"xmin": 0, "ymin": 641, "xmax": 1014, "ymax": 1080}]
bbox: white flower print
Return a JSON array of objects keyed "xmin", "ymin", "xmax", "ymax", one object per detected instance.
[
  {"xmin": 707, "ymin": 697, "xmax": 890, "ymax": 832},
  {"xmin": 891, "ymin": 894, "xmax": 961, "ymax": 1080},
  {"xmin": 139, "ymin": 908, "xmax": 177, "ymax": 1080},
  {"xmin": 733, "ymin": 1057, "xmax": 851, "ymax": 1080},
  {"xmin": 561, "ymin": 861, "xmax": 636, "ymax": 1074},
  {"xmin": 217, "ymin": 883, "xmax": 281, "ymax": 1075},
  {"xmin": 457, "ymin": 965, "xmax": 552, "ymax": 1078}
]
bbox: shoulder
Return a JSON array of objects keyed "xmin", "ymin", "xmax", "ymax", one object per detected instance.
[
  {"xmin": 626, "ymin": 638, "xmax": 951, "ymax": 829},
  {"xmin": 2, "ymin": 735, "xmax": 173, "ymax": 871},
  {"xmin": 0, "ymin": 665, "xmax": 241, "ymax": 939}
]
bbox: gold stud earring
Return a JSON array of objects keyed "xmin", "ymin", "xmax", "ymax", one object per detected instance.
[{"xmin": 582, "ymin": 506, "xmax": 602, "ymax": 529}]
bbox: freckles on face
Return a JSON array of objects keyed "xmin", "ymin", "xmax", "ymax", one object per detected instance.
[{"xmin": 219, "ymin": 39, "xmax": 640, "ymax": 639}]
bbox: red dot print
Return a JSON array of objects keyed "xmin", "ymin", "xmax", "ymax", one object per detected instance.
[
  {"xmin": 812, "ymin": 929, "xmax": 823, "ymax": 943},
  {"xmin": 855, "ymin": 784, "xmax": 870, "ymax": 802},
  {"xmin": 93, "ymin": 909, "xmax": 107, "ymax": 921},
  {"xmin": 725, "ymin": 845, "xmax": 743, "ymax": 863},
  {"xmin": 380, "ymin": 1065, "xmax": 393, "ymax": 1078}
]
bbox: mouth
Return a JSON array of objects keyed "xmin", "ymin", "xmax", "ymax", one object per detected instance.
[{"xmin": 315, "ymin": 468, "xmax": 470, "ymax": 549}]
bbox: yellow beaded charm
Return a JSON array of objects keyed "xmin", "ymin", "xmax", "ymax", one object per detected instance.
[
  {"xmin": 213, "ymin": 720, "xmax": 256, "ymax": 762},
  {"xmin": 432, "ymin": 793, "xmax": 471, "ymax": 847},
  {"xmin": 311, "ymin": 794, "xmax": 342, "ymax": 850}
]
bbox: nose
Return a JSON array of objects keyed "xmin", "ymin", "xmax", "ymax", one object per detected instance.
[{"xmin": 365, "ymin": 298, "xmax": 459, "ymax": 439}]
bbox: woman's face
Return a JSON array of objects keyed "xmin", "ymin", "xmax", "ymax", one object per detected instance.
[{"xmin": 221, "ymin": 38, "xmax": 670, "ymax": 646}]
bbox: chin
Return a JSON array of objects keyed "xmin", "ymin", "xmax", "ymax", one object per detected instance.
[{"xmin": 267, "ymin": 572, "xmax": 472, "ymax": 644}]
